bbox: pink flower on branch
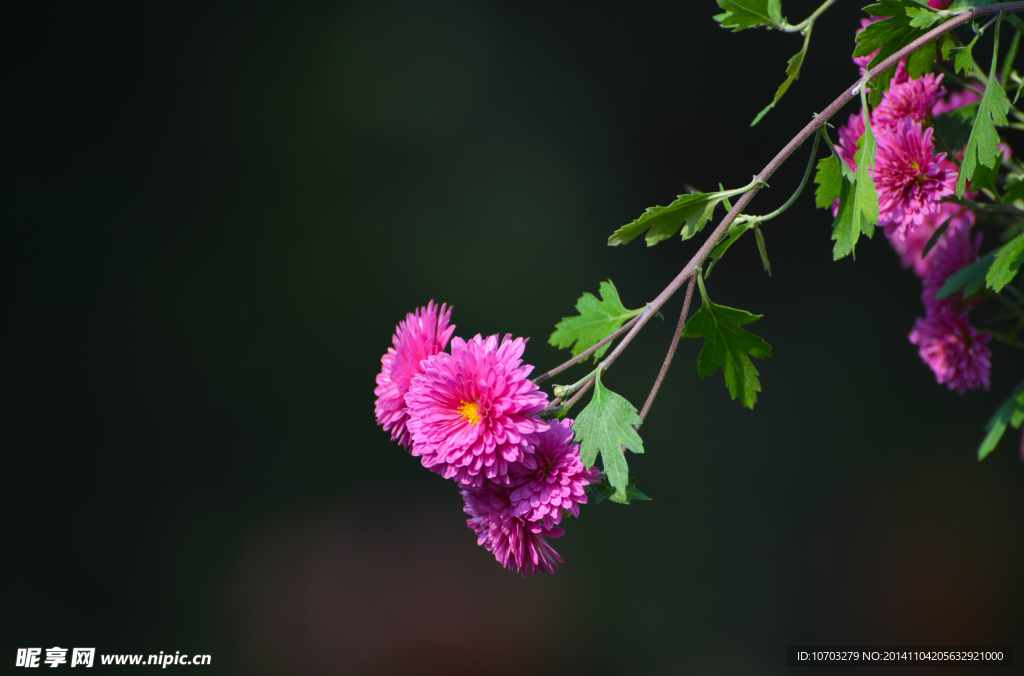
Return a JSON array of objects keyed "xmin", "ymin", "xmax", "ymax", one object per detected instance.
[
  {"xmin": 462, "ymin": 481, "xmax": 564, "ymax": 576},
  {"xmin": 875, "ymin": 118, "xmax": 957, "ymax": 241},
  {"xmin": 889, "ymin": 203, "xmax": 975, "ymax": 278},
  {"xmin": 922, "ymin": 216, "xmax": 983, "ymax": 312},
  {"xmin": 406, "ymin": 334, "xmax": 549, "ymax": 486},
  {"xmin": 909, "ymin": 308, "xmax": 991, "ymax": 393},
  {"xmin": 509, "ymin": 418, "xmax": 601, "ymax": 526},
  {"xmin": 872, "ymin": 72, "xmax": 946, "ymax": 129},
  {"xmin": 374, "ymin": 301, "xmax": 456, "ymax": 449}
]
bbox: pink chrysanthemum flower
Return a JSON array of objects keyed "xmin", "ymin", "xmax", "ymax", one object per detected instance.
[
  {"xmin": 374, "ymin": 301, "xmax": 455, "ymax": 449},
  {"xmin": 872, "ymin": 72, "xmax": 945, "ymax": 128},
  {"xmin": 406, "ymin": 334, "xmax": 549, "ymax": 486},
  {"xmin": 889, "ymin": 202, "xmax": 975, "ymax": 278},
  {"xmin": 835, "ymin": 111, "xmax": 866, "ymax": 172},
  {"xmin": 875, "ymin": 118, "xmax": 958, "ymax": 240},
  {"xmin": 508, "ymin": 419, "xmax": 601, "ymax": 526},
  {"xmin": 922, "ymin": 216, "xmax": 982, "ymax": 311},
  {"xmin": 462, "ymin": 481, "xmax": 564, "ymax": 576},
  {"xmin": 928, "ymin": 0, "xmax": 953, "ymax": 9},
  {"xmin": 909, "ymin": 307, "xmax": 991, "ymax": 393}
]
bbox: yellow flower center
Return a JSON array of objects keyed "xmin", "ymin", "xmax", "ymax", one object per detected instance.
[{"xmin": 458, "ymin": 400, "xmax": 482, "ymax": 426}]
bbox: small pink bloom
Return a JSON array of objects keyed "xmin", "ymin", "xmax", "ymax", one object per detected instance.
[
  {"xmin": 462, "ymin": 481, "xmax": 564, "ymax": 576},
  {"xmin": 909, "ymin": 307, "xmax": 991, "ymax": 393},
  {"xmin": 873, "ymin": 73, "xmax": 946, "ymax": 128},
  {"xmin": 875, "ymin": 118, "xmax": 957, "ymax": 240},
  {"xmin": 508, "ymin": 419, "xmax": 601, "ymax": 526},
  {"xmin": 928, "ymin": 0, "xmax": 953, "ymax": 9},
  {"xmin": 890, "ymin": 202, "xmax": 975, "ymax": 278},
  {"xmin": 922, "ymin": 215, "xmax": 982, "ymax": 311},
  {"xmin": 406, "ymin": 334, "xmax": 549, "ymax": 486},
  {"xmin": 374, "ymin": 302, "xmax": 455, "ymax": 449}
]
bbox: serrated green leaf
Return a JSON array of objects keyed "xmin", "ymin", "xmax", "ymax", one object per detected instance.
[
  {"xmin": 814, "ymin": 154, "xmax": 842, "ymax": 208},
  {"xmin": 986, "ymin": 232, "xmax": 1024, "ymax": 292},
  {"xmin": 549, "ymin": 280, "xmax": 642, "ymax": 360},
  {"xmin": 714, "ymin": 0, "xmax": 785, "ymax": 31},
  {"xmin": 978, "ymin": 380, "xmax": 1024, "ymax": 460},
  {"xmin": 937, "ymin": 249, "xmax": 998, "ymax": 299},
  {"xmin": 906, "ymin": 6, "xmax": 940, "ymax": 29},
  {"xmin": 906, "ymin": 40, "xmax": 938, "ymax": 79},
  {"xmin": 591, "ymin": 476, "xmax": 651, "ymax": 505},
  {"xmin": 752, "ymin": 29, "xmax": 811, "ymax": 126},
  {"xmin": 610, "ymin": 185, "xmax": 751, "ymax": 247},
  {"xmin": 574, "ymin": 372, "xmax": 644, "ymax": 502},
  {"xmin": 830, "ymin": 174, "xmax": 857, "ymax": 260},
  {"xmin": 854, "ymin": 3, "xmax": 930, "ymax": 105},
  {"xmin": 852, "ymin": 121, "xmax": 879, "ymax": 239},
  {"xmin": 948, "ymin": 34, "xmax": 978, "ymax": 75},
  {"xmin": 933, "ymin": 102, "xmax": 978, "ymax": 152},
  {"xmin": 681, "ymin": 275, "xmax": 771, "ymax": 408},
  {"xmin": 957, "ymin": 24, "xmax": 1010, "ymax": 197},
  {"xmin": 1003, "ymin": 178, "xmax": 1024, "ymax": 202}
]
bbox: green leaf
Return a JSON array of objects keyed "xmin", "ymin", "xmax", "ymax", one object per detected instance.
[
  {"xmin": 921, "ymin": 219, "xmax": 951, "ymax": 258},
  {"xmin": 574, "ymin": 371, "xmax": 644, "ymax": 502},
  {"xmin": 706, "ymin": 221, "xmax": 752, "ymax": 276},
  {"xmin": 813, "ymin": 154, "xmax": 842, "ymax": 208},
  {"xmin": 933, "ymin": 102, "xmax": 978, "ymax": 152},
  {"xmin": 549, "ymin": 280, "xmax": 642, "ymax": 360},
  {"xmin": 832, "ymin": 120, "xmax": 879, "ymax": 260},
  {"xmin": 937, "ymin": 249, "xmax": 998, "ymax": 299},
  {"xmin": 590, "ymin": 477, "xmax": 651, "ymax": 505},
  {"xmin": 752, "ymin": 30, "xmax": 810, "ymax": 126},
  {"xmin": 754, "ymin": 225, "xmax": 772, "ymax": 276},
  {"xmin": 956, "ymin": 24, "xmax": 1010, "ymax": 197},
  {"xmin": 681, "ymin": 275, "xmax": 772, "ymax": 408},
  {"xmin": 906, "ymin": 6, "xmax": 940, "ymax": 29},
  {"xmin": 986, "ymin": 232, "xmax": 1024, "ymax": 292},
  {"xmin": 1006, "ymin": 12, "xmax": 1024, "ymax": 35},
  {"xmin": 978, "ymin": 380, "xmax": 1024, "ymax": 460},
  {"xmin": 830, "ymin": 173, "xmax": 857, "ymax": 259},
  {"xmin": 947, "ymin": 34, "xmax": 978, "ymax": 76},
  {"xmin": 609, "ymin": 185, "xmax": 752, "ymax": 247},
  {"xmin": 854, "ymin": 3, "xmax": 930, "ymax": 105},
  {"xmin": 1002, "ymin": 178, "xmax": 1024, "ymax": 203},
  {"xmin": 714, "ymin": 0, "xmax": 785, "ymax": 31},
  {"xmin": 906, "ymin": 40, "xmax": 938, "ymax": 80}
]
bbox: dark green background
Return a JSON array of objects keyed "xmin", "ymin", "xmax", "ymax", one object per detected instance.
[{"xmin": 6, "ymin": 2, "xmax": 1024, "ymax": 674}]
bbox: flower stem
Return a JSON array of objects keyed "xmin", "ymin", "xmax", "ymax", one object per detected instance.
[
  {"xmin": 533, "ymin": 314, "xmax": 642, "ymax": 385},
  {"xmin": 638, "ymin": 274, "xmax": 697, "ymax": 424}
]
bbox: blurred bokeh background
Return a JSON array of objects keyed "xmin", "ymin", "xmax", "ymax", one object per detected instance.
[{"xmin": 6, "ymin": 1, "xmax": 1024, "ymax": 674}]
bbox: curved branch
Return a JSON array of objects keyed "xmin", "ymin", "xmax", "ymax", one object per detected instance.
[{"xmin": 598, "ymin": 3, "xmax": 1024, "ymax": 371}]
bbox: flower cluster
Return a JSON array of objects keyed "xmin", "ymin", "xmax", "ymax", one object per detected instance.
[
  {"xmin": 839, "ymin": 20, "xmax": 992, "ymax": 393},
  {"xmin": 375, "ymin": 303, "xmax": 600, "ymax": 575}
]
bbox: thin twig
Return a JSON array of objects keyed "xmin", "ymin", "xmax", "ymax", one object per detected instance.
[
  {"xmin": 532, "ymin": 314, "xmax": 642, "ymax": 385},
  {"xmin": 949, "ymin": 196, "xmax": 1024, "ymax": 217},
  {"xmin": 638, "ymin": 274, "xmax": 697, "ymax": 424}
]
